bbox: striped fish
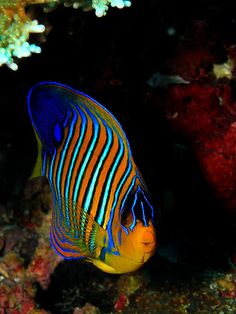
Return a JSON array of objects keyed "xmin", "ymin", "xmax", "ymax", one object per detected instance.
[{"xmin": 27, "ymin": 81, "xmax": 156, "ymax": 274}]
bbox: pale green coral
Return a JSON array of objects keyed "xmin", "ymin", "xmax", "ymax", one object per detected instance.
[
  {"xmin": 62, "ymin": 0, "xmax": 131, "ymax": 16},
  {"xmin": 0, "ymin": 0, "xmax": 132, "ymax": 70},
  {"xmin": 0, "ymin": 13, "xmax": 45, "ymax": 70},
  {"xmin": 92, "ymin": 0, "xmax": 131, "ymax": 17},
  {"xmin": 0, "ymin": 0, "xmax": 47, "ymax": 70}
]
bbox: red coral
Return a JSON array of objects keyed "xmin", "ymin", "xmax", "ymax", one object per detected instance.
[
  {"xmin": 27, "ymin": 239, "xmax": 62, "ymax": 290},
  {"xmin": 163, "ymin": 81, "xmax": 236, "ymax": 213},
  {"xmin": 0, "ymin": 252, "xmax": 39, "ymax": 313},
  {"xmin": 114, "ymin": 293, "xmax": 129, "ymax": 312},
  {"xmin": 166, "ymin": 20, "xmax": 219, "ymax": 81}
]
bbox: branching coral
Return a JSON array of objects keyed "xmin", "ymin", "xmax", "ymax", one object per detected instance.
[
  {"xmin": 0, "ymin": 0, "xmax": 131, "ymax": 70},
  {"xmin": 0, "ymin": 0, "xmax": 47, "ymax": 70},
  {"xmin": 63, "ymin": 0, "xmax": 131, "ymax": 17},
  {"xmin": 92, "ymin": 0, "xmax": 131, "ymax": 17}
]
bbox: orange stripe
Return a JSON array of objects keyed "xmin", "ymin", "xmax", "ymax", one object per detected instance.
[
  {"xmin": 80, "ymin": 95, "xmax": 128, "ymax": 145},
  {"xmin": 51, "ymin": 127, "xmax": 69, "ymax": 198},
  {"xmin": 68, "ymin": 108, "xmax": 93, "ymax": 203},
  {"xmin": 90, "ymin": 128, "xmax": 119, "ymax": 218},
  {"xmin": 51, "ymin": 218, "xmax": 87, "ymax": 258},
  {"xmin": 102, "ymin": 152, "xmax": 130, "ymax": 227},
  {"xmin": 59, "ymin": 112, "xmax": 82, "ymax": 199},
  {"xmin": 78, "ymin": 119, "xmax": 107, "ymax": 206},
  {"xmin": 106, "ymin": 165, "xmax": 136, "ymax": 228},
  {"xmin": 51, "ymin": 232, "xmax": 83, "ymax": 258}
]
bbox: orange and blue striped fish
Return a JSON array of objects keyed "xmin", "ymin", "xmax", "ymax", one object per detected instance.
[{"xmin": 27, "ymin": 81, "xmax": 156, "ymax": 274}]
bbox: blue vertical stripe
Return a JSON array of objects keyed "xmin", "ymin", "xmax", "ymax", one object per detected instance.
[
  {"xmin": 106, "ymin": 158, "xmax": 132, "ymax": 248},
  {"xmin": 97, "ymin": 135, "xmax": 124, "ymax": 225},
  {"xmin": 49, "ymin": 148, "xmax": 56, "ymax": 187},
  {"xmin": 142, "ymin": 191, "xmax": 155, "ymax": 221},
  {"xmin": 83, "ymin": 122, "xmax": 113, "ymax": 211},
  {"xmin": 120, "ymin": 175, "xmax": 136, "ymax": 214},
  {"xmin": 73, "ymin": 107, "xmax": 99, "ymax": 207},
  {"xmin": 141, "ymin": 201, "xmax": 148, "ymax": 226},
  {"xmin": 129, "ymin": 189, "xmax": 138, "ymax": 230},
  {"xmin": 56, "ymin": 109, "xmax": 77, "ymax": 218},
  {"xmin": 64, "ymin": 105, "xmax": 86, "ymax": 202}
]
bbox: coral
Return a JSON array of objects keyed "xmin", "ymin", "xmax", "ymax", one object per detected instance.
[
  {"xmin": 217, "ymin": 274, "xmax": 236, "ymax": 298},
  {"xmin": 163, "ymin": 81, "xmax": 236, "ymax": 214},
  {"xmin": 27, "ymin": 239, "xmax": 62, "ymax": 290},
  {"xmin": 148, "ymin": 20, "xmax": 236, "ymax": 215},
  {"xmin": 113, "ymin": 268, "xmax": 236, "ymax": 313},
  {"xmin": 213, "ymin": 58, "xmax": 234, "ymax": 80},
  {"xmin": 73, "ymin": 303, "xmax": 101, "ymax": 314},
  {"xmin": 0, "ymin": 0, "xmax": 131, "ymax": 70},
  {"xmin": 0, "ymin": 251, "xmax": 49, "ymax": 313},
  {"xmin": 113, "ymin": 274, "xmax": 146, "ymax": 312},
  {"xmin": 117, "ymin": 273, "xmax": 146, "ymax": 296},
  {"xmin": 114, "ymin": 292, "xmax": 129, "ymax": 312},
  {"xmin": 91, "ymin": 0, "xmax": 131, "ymax": 17},
  {"xmin": 63, "ymin": 0, "xmax": 131, "ymax": 17},
  {"xmin": 0, "ymin": 0, "xmax": 45, "ymax": 70},
  {"xmin": 0, "ymin": 178, "xmax": 60, "ymax": 312}
]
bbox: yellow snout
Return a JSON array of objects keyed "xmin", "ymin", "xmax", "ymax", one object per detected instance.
[{"xmin": 93, "ymin": 221, "xmax": 156, "ymax": 274}]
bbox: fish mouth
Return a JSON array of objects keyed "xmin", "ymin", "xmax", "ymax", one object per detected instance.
[{"xmin": 112, "ymin": 250, "xmax": 155, "ymax": 266}]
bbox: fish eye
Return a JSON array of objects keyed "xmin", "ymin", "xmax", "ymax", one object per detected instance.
[
  {"xmin": 52, "ymin": 111, "xmax": 71, "ymax": 146},
  {"xmin": 53, "ymin": 123, "xmax": 62, "ymax": 143}
]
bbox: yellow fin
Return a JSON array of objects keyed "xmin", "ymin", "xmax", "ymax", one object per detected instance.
[
  {"xmin": 30, "ymin": 131, "xmax": 43, "ymax": 179},
  {"xmin": 92, "ymin": 259, "xmax": 117, "ymax": 274}
]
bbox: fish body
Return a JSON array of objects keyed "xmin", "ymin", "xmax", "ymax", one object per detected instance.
[{"xmin": 27, "ymin": 81, "xmax": 156, "ymax": 274}]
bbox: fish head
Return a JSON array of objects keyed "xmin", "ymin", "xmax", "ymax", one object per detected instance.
[
  {"xmin": 93, "ymin": 219, "xmax": 156, "ymax": 274},
  {"xmin": 93, "ymin": 178, "xmax": 157, "ymax": 274}
]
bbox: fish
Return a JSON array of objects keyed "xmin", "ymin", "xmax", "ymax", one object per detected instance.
[{"xmin": 27, "ymin": 81, "xmax": 156, "ymax": 274}]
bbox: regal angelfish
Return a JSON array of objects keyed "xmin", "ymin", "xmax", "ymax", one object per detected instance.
[{"xmin": 27, "ymin": 81, "xmax": 156, "ymax": 274}]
